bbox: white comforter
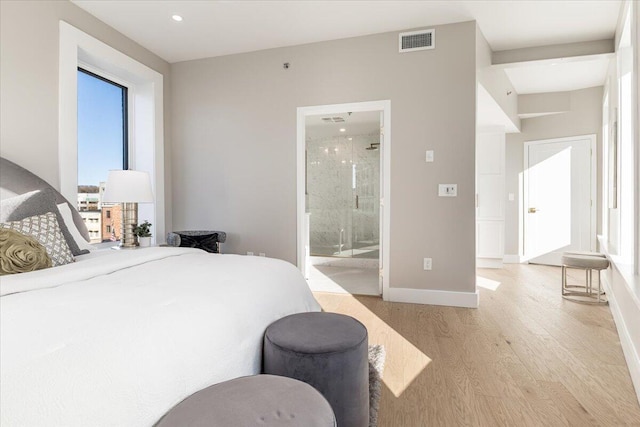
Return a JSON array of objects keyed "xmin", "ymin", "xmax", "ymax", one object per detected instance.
[{"xmin": 0, "ymin": 248, "xmax": 320, "ymax": 426}]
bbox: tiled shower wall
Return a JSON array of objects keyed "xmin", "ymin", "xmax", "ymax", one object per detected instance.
[{"xmin": 306, "ymin": 133, "xmax": 380, "ymax": 256}]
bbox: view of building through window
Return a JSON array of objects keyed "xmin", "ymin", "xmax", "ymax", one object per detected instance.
[{"xmin": 77, "ymin": 68, "xmax": 128, "ymax": 243}]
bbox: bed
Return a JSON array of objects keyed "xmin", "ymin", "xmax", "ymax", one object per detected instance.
[{"xmin": 0, "ymin": 157, "xmax": 321, "ymax": 426}]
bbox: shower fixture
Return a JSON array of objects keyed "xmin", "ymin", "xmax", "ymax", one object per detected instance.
[{"xmin": 366, "ymin": 142, "xmax": 381, "ymax": 151}]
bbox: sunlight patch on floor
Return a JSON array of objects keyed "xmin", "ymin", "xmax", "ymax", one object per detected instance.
[
  {"xmin": 476, "ymin": 275, "xmax": 501, "ymax": 291},
  {"xmin": 313, "ymin": 292, "xmax": 431, "ymax": 397}
]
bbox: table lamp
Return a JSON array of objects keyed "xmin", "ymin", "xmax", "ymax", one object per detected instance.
[{"xmin": 102, "ymin": 170, "xmax": 154, "ymax": 248}]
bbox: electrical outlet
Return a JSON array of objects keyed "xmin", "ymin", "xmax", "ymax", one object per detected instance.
[
  {"xmin": 247, "ymin": 251, "xmax": 254, "ymax": 256},
  {"xmin": 423, "ymin": 258, "xmax": 432, "ymax": 270},
  {"xmin": 438, "ymin": 184, "xmax": 457, "ymax": 197},
  {"xmin": 259, "ymin": 253, "xmax": 266, "ymax": 257}
]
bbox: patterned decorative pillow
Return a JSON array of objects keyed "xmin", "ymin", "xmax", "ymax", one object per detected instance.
[
  {"xmin": 0, "ymin": 228, "xmax": 52, "ymax": 275},
  {"xmin": 174, "ymin": 232, "xmax": 220, "ymax": 253},
  {"xmin": 0, "ymin": 212, "xmax": 75, "ymax": 267},
  {"xmin": 0, "ymin": 189, "xmax": 89, "ymax": 256}
]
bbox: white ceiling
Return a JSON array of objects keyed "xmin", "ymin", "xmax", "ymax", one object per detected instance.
[{"xmin": 72, "ymin": 0, "xmax": 621, "ymax": 64}]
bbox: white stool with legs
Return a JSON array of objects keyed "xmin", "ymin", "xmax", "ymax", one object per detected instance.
[{"xmin": 561, "ymin": 252, "xmax": 609, "ymax": 304}]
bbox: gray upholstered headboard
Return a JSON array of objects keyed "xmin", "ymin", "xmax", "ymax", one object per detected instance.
[{"xmin": 0, "ymin": 157, "xmax": 90, "ymax": 241}]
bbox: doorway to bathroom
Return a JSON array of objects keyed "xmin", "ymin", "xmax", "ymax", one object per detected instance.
[{"xmin": 296, "ymin": 101, "xmax": 390, "ymax": 298}]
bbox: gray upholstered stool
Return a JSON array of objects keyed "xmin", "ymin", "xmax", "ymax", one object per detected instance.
[
  {"xmin": 561, "ymin": 253, "xmax": 610, "ymax": 304},
  {"xmin": 155, "ymin": 374, "xmax": 336, "ymax": 427},
  {"xmin": 263, "ymin": 312, "xmax": 369, "ymax": 427}
]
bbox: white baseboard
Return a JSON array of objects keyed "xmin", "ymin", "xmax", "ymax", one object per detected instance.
[
  {"xmin": 503, "ymin": 254, "xmax": 523, "ymax": 264},
  {"xmin": 601, "ymin": 273, "xmax": 640, "ymax": 406},
  {"xmin": 386, "ymin": 287, "xmax": 479, "ymax": 308},
  {"xmin": 477, "ymin": 258, "xmax": 503, "ymax": 269}
]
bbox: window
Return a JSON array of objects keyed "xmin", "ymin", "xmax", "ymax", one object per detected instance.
[
  {"xmin": 77, "ymin": 68, "xmax": 128, "ymax": 243},
  {"xmin": 77, "ymin": 68, "xmax": 128, "ymax": 192},
  {"xmin": 106, "ymin": 225, "xmax": 111, "ymax": 233},
  {"xmin": 59, "ymin": 22, "xmax": 165, "ymax": 243},
  {"xmin": 616, "ymin": 11, "xmax": 635, "ymax": 262}
]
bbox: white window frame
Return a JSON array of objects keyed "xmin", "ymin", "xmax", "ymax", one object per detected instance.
[
  {"xmin": 59, "ymin": 21, "xmax": 165, "ymax": 243},
  {"xmin": 615, "ymin": 6, "xmax": 636, "ymax": 266}
]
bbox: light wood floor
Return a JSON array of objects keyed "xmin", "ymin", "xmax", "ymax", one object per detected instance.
[{"xmin": 313, "ymin": 264, "xmax": 640, "ymax": 426}]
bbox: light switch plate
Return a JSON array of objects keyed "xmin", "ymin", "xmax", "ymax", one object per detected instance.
[
  {"xmin": 438, "ymin": 184, "xmax": 457, "ymax": 197},
  {"xmin": 425, "ymin": 150, "xmax": 434, "ymax": 162},
  {"xmin": 423, "ymin": 258, "xmax": 432, "ymax": 270},
  {"xmin": 508, "ymin": 193, "xmax": 515, "ymax": 201}
]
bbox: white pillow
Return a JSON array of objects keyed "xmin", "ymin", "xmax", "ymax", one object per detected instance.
[{"xmin": 57, "ymin": 203, "xmax": 94, "ymax": 251}]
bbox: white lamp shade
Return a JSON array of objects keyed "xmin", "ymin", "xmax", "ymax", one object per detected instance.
[{"xmin": 102, "ymin": 170, "xmax": 154, "ymax": 203}]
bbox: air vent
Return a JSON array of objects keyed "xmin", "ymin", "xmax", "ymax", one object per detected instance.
[
  {"xmin": 399, "ymin": 29, "xmax": 435, "ymax": 53},
  {"xmin": 321, "ymin": 117, "xmax": 345, "ymax": 123}
]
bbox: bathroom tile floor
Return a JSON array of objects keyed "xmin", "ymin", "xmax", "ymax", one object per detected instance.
[{"xmin": 307, "ymin": 264, "xmax": 380, "ymax": 296}]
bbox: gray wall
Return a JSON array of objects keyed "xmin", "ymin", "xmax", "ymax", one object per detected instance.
[
  {"xmin": 505, "ymin": 86, "xmax": 603, "ymax": 255},
  {"xmin": 171, "ymin": 21, "xmax": 478, "ymax": 293},
  {"xmin": 0, "ymin": 0, "xmax": 173, "ymax": 231}
]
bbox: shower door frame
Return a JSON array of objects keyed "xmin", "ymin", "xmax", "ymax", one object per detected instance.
[{"xmin": 296, "ymin": 100, "xmax": 391, "ymax": 298}]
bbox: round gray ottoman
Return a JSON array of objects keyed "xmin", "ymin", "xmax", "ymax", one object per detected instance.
[
  {"xmin": 263, "ymin": 312, "xmax": 369, "ymax": 427},
  {"xmin": 155, "ymin": 374, "xmax": 336, "ymax": 427}
]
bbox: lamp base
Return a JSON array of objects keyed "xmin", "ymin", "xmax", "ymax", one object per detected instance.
[
  {"xmin": 120, "ymin": 202, "xmax": 138, "ymax": 248},
  {"xmin": 111, "ymin": 246, "xmax": 140, "ymax": 250}
]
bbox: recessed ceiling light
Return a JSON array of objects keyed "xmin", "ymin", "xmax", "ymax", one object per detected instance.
[
  {"xmin": 172, "ymin": 15, "xmax": 183, "ymax": 22},
  {"xmin": 339, "ymin": 128, "xmax": 346, "ymax": 132}
]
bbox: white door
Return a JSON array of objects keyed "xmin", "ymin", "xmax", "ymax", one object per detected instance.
[{"xmin": 524, "ymin": 136, "xmax": 595, "ymax": 266}]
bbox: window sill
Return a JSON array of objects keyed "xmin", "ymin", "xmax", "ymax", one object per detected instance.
[{"xmin": 598, "ymin": 235, "xmax": 640, "ymax": 308}]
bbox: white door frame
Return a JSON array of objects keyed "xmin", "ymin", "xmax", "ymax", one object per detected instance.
[
  {"xmin": 522, "ymin": 134, "xmax": 597, "ymax": 260},
  {"xmin": 296, "ymin": 100, "xmax": 391, "ymax": 298}
]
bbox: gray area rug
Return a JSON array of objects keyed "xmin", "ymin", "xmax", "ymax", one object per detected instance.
[{"xmin": 368, "ymin": 344, "xmax": 386, "ymax": 427}]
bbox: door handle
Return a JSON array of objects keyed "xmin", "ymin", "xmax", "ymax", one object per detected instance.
[
  {"xmin": 528, "ymin": 207, "xmax": 539, "ymax": 213},
  {"xmin": 355, "ymin": 195, "xmax": 359, "ymax": 209}
]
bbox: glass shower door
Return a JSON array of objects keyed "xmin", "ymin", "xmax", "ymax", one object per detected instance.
[
  {"xmin": 307, "ymin": 135, "xmax": 353, "ymax": 257},
  {"xmin": 334, "ymin": 136, "xmax": 353, "ymax": 257},
  {"xmin": 351, "ymin": 135, "xmax": 380, "ymax": 259},
  {"xmin": 307, "ymin": 128, "xmax": 380, "ymax": 258}
]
